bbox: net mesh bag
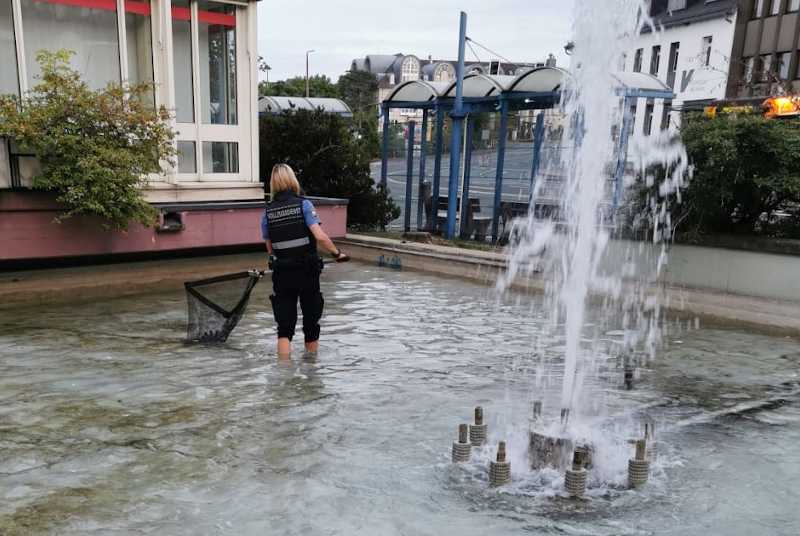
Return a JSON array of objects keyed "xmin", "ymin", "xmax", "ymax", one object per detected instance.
[{"xmin": 184, "ymin": 271, "xmax": 262, "ymax": 343}]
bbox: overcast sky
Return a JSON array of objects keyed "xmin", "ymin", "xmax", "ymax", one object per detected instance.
[{"xmin": 258, "ymin": 0, "xmax": 576, "ymax": 83}]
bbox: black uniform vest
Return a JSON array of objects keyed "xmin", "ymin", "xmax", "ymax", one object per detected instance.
[{"xmin": 266, "ymin": 192, "xmax": 317, "ymax": 260}]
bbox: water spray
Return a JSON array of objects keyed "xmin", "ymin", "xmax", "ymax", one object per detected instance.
[
  {"xmin": 564, "ymin": 448, "xmax": 588, "ymax": 498},
  {"xmin": 644, "ymin": 422, "xmax": 657, "ymax": 461},
  {"xmin": 452, "ymin": 423, "xmax": 471, "ymax": 463},
  {"xmin": 623, "ymin": 355, "xmax": 635, "ymax": 390},
  {"xmin": 628, "ymin": 438, "xmax": 650, "ymax": 488},
  {"xmin": 469, "ymin": 406, "xmax": 487, "ymax": 447},
  {"xmin": 489, "ymin": 441, "xmax": 511, "ymax": 487},
  {"xmin": 531, "ymin": 400, "xmax": 543, "ymax": 423}
]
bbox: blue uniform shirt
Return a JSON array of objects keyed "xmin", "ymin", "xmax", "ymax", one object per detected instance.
[{"xmin": 261, "ymin": 198, "xmax": 320, "ymax": 240}]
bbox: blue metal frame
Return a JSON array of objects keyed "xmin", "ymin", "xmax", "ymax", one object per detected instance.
[
  {"xmin": 527, "ymin": 111, "xmax": 546, "ymax": 208},
  {"xmin": 612, "ymin": 97, "xmax": 634, "ymax": 214},
  {"xmin": 459, "ymin": 116, "xmax": 474, "ymax": 239},
  {"xmin": 375, "ymin": 22, "xmax": 676, "ymax": 240},
  {"xmin": 430, "ymin": 105, "xmax": 444, "ymax": 233},
  {"xmin": 380, "ymin": 103, "xmax": 390, "ymax": 190},
  {"xmin": 491, "ymin": 96, "xmax": 509, "ymax": 242},
  {"xmin": 404, "ymin": 121, "xmax": 416, "ymax": 232},
  {"xmin": 445, "ymin": 11, "xmax": 468, "ymax": 240},
  {"xmin": 417, "ymin": 109, "xmax": 428, "ymax": 230}
]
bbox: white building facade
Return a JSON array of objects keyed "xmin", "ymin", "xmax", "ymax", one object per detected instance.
[
  {"xmin": 0, "ymin": 0, "xmax": 261, "ymax": 203},
  {"xmin": 625, "ymin": 0, "xmax": 738, "ymax": 136}
]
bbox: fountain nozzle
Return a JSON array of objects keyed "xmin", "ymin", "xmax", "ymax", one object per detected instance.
[
  {"xmin": 565, "ymin": 447, "xmax": 588, "ymax": 498},
  {"xmin": 489, "ymin": 441, "xmax": 510, "ymax": 487},
  {"xmin": 628, "ymin": 438, "xmax": 650, "ymax": 488},
  {"xmin": 452, "ymin": 423, "xmax": 471, "ymax": 463},
  {"xmin": 470, "ymin": 406, "xmax": 487, "ymax": 446}
]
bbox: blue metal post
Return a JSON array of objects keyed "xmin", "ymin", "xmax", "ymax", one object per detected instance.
[
  {"xmin": 404, "ymin": 121, "xmax": 416, "ymax": 232},
  {"xmin": 459, "ymin": 116, "xmax": 474, "ymax": 239},
  {"xmin": 491, "ymin": 97, "xmax": 509, "ymax": 242},
  {"xmin": 445, "ymin": 11, "xmax": 468, "ymax": 239},
  {"xmin": 527, "ymin": 111, "xmax": 546, "ymax": 210},
  {"xmin": 430, "ymin": 105, "xmax": 445, "ymax": 233},
  {"xmin": 612, "ymin": 97, "xmax": 633, "ymax": 214},
  {"xmin": 417, "ymin": 109, "xmax": 429, "ymax": 230},
  {"xmin": 380, "ymin": 103, "xmax": 390, "ymax": 189}
]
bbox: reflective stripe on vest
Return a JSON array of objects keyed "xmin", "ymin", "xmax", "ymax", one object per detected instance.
[{"xmin": 272, "ymin": 236, "xmax": 311, "ymax": 250}]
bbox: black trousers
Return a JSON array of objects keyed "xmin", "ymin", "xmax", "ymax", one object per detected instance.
[{"xmin": 269, "ymin": 262, "xmax": 324, "ymax": 343}]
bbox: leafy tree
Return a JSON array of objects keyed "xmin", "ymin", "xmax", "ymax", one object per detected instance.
[
  {"xmin": 337, "ymin": 71, "xmax": 380, "ymax": 158},
  {"xmin": 630, "ymin": 114, "xmax": 800, "ymax": 239},
  {"xmin": 259, "ymin": 75, "xmax": 340, "ymax": 98},
  {"xmin": 0, "ymin": 50, "xmax": 175, "ymax": 230},
  {"xmin": 259, "ymin": 109, "xmax": 399, "ymax": 228}
]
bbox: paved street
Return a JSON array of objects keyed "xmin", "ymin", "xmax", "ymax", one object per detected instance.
[{"xmin": 370, "ymin": 142, "xmax": 566, "ymax": 231}]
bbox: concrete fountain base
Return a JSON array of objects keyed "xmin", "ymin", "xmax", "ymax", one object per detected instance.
[{"xmin": 529, "ymin": 432, "xmax": 594, "ymax": 471}]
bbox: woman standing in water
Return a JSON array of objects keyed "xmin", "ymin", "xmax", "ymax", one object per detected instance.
[{"xmin": 261, "ymin": 164, "xmax": 349, "ymax": 358}]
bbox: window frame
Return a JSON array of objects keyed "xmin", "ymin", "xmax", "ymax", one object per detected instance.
[{"xmin": 170, "ymin": 0, "xmax": 247, "ymax": 181}]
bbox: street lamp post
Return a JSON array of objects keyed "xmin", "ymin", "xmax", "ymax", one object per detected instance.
[{"xmin": 305, "ymin": 49, "xmax": 315, "ymax": 97}]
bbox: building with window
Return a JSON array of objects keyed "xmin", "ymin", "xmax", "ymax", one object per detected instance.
[
  {"xmin": 625, "ymin": 0, "xmax": 738, "ymax": 134},
  {"xmin": 727, "ymin": 0, "xmax": 800, "ymax": 98},
  {"xmin": 0, "ymin": 0, "xmax": 349, "ymax": 264},
  {"xmin": 1, "ymin": 0, "xmax": 261, "ymax": 202}
]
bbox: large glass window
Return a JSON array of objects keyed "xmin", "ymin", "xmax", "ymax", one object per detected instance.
[
  {"xmin": 701, "ymin": 36, "xmax": 712, "ymax": 67},
  {"xmin": 753, "ymin": 0, "xmax": 765, "ymax": 18},
  {"xmin": 125, "ymin": 1, "xmax": 154, "ymax": 90},
  {"xmin": 667, "ymin": 42, "xmax": 680, "ymax": 88},
  {"xmin": 633, "ymin": 48, "xmax": 643, "ymax": 72},
  {"xmin": 649, "ymin": 45, "xmax": 660, "ymax": 76},
  {"xmin": 790, "ymin": 0, "xmax": 800, "ymax": 12},
  {"xmin": 172, "ymin": 0, "xmax": 195, "ymax": 123},
  {"xmin": 0, "ymin": 0, "xmax": 19, "ymax": 97},
  {"xmin": 199, "ymin": 0, "xmax": 237, "ymax": 125},
  {"xmin": 770, "ymin": 0, "xmax": 781, "ymax": 15},
  {"xmin": 643, "ymin": 99, "xmax": 654, "ymax": 136},
  {"xmin": 177, "ymin": 141, "xmax": 197, "ymax": 173},
  {"xmin": 21, "ymin": 0, "xmax": 120, "ymax": 90},
  {"xmin": 202, "ymin": 141, "xmax": 238, "ymax": 173},
  {"xmin": 760, "ymin": 54, "xmax": 773, "ymax": 81},
  {"xmin": 778, "ymin": 52, "xmax": 791, "ymax": 79}
]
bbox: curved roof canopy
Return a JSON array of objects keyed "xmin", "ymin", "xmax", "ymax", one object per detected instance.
[
  {"xmin": 382, "ymin": 67, "xmax": 671, "ymax": 105},
  {"xmin": 386, "ymin": 80, "xmax": 450, "ymax": 102},
  {"xmin": 259, "ymin": 96, "xmax": 353, "ymax": 117}
]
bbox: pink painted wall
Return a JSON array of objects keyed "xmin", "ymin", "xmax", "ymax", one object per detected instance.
[{"xmin": 0, "ymin": 192, "xmax": 348, "ymax": 262}]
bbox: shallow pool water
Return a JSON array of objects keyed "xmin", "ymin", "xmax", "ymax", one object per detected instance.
[{"xmin": 1, "ymin": 263, "xmax": 799, "ymax": 535}]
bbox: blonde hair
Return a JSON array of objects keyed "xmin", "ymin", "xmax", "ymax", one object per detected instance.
[{"xmin": 270, "ymin": 163, "xmax": 301, "ymax": 196}]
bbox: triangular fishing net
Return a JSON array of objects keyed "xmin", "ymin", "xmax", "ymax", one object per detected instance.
[{"xmin": 184, "ymin": 271, "xmax": 263, "ymax": 342}]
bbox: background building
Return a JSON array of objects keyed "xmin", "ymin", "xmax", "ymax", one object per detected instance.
[
  {"xmin": 1, "ymin": 0, "xmax": 262, "ymax": 203},
  {"xmin": 727, "ymin": 0, "xmax": 800, "ymax": 99},
  {"xmin": 349, "ymin": 52, "xmax": 557, "ymax": 128},
  {"xmin": 625, "ymin": 0, "xmax": 738, "ymax": 135}
]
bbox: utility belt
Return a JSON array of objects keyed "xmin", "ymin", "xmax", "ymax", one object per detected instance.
[{"xmin": 269, "ymin": 254, "xmax": 323, "ymax": 272}]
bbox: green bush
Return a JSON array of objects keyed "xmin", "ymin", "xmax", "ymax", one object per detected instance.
[
  {"xmin": 630, "ymin": 114, "xmax": 800, "ymax": 240},
  {"xmin": 259, "ymin": 109, "xmax": 399, "ymax": 228},
  {"xmin": 0, "ymin": 50, "xmax": 176, "ymax": 230}
]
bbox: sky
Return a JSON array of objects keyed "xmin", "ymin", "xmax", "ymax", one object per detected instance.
[{"xmin": 258, "ymin": 0, "xmax": 576, "ymax": 83}]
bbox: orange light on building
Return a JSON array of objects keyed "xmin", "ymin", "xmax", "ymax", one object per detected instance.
[{"xmin": 763, "ymin": 96, "xmax": 800, "ymax": 119}]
